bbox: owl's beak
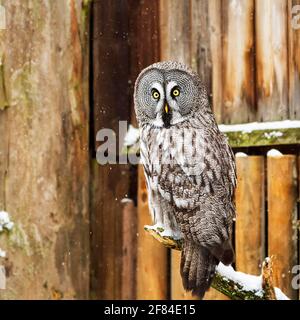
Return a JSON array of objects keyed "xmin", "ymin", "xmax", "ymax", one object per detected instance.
[
  {"xmin": 164, "ymin": 104, "xmax": 169, "ymax": 114},
  {"xmin": 162, "ymin": 102, "xmax": 171, "ymax": 128}
]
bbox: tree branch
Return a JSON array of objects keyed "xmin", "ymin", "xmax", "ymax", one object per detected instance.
[{"xmin": 144, "ymin": 226, "xmax": 289, "ymax": 300}]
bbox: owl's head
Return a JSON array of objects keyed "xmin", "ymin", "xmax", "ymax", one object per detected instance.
[{"xmin": 134, "ymin": 61, "xmax": 210, "ymax": 128}]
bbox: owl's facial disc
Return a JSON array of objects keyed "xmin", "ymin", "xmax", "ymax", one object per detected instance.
[
  {"xmin": 151, "ymin": 78, "xmax": 190, "ymax": 128},
  {"xmin": 135, "ymin": 67, "xmax": 199, "ymax": 128}
]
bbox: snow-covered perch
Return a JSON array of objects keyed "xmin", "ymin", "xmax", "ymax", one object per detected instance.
[
  {"xmin": 124, "ymin": 120, "xmax": 300, "ymax": 152},
  {"xmin": 0, "ymin": 211, "xmax": 14, "ymax": 259},
  {"xmin": 144, "ymin": 226, "xmax": 289, "ymax": 300},
  {"xmin": 0, "ymin": 211, "xmax": 14, "ymax": 232}
]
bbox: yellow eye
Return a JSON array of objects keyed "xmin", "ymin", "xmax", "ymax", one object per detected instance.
[
  {"xmin": 172, "ymin": 88, "xmax": 180, "ymax": 97},
  {"xmin": 152, "ymin": 89, "xmax": 160, "ymax": 99}
]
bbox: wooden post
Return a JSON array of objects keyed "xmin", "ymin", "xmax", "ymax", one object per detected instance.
[
  {"xmin": 208, "ymin": 0, "xmax": 223, "ymax": 123},
  {"xmin": 91, "ymin": 0, "xmax": 131, "ymax": 299},
  {"xmin": 160, "ymin": 0, "xmax": 191, "ymax": 64},
  {"xmin": 128, "ymin": 0, "xmax": 161, "ymax": 126},
  {"xmin": 127, "ymin": 0, "xmax": 161, "ymax": 299},
  {"xmin": 255, "ymin": 0, "xmax": 289, "ymax": 121},
  {"xmin": 190, "ymin": 0, "xmax": 223, "ymax": 125},
  {"xmin": 0, "ymin": 0, "xmax": 90, "ymax": 299},
  {"xmin": 121, "ymin": 199, "xmax": 137, "ymax": 300},
  {"xmin": 190, "ymin": 0, "xmax": 212, "ymax": 91},
  {"xmin": 222, "ymin": 0, "xmax": 255, "ymax": 124},
  {"xmin": 171, "ymin": 250, "xmax": 198, "ymax": 300},
  {"xmin": 288, "ymin": 0, "xmax": 300, "ymax": 119},
  {"xmin": 235, "ymin": 156, "xmax": 265, "ymax": 275},
  {"xmin": 137, "ymin": 165, "xmax": 168, "ymax": 299},
  {"xmin": 267, "ymin": 154, "xmax": 298, "ymax": 299}
]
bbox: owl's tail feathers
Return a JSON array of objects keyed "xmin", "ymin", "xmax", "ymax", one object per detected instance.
[
  {"xmin": 209, "ymin": 240, "xmax": 235, "ymax": 266},
  {"xmin": 180, "ymin": 241, "xmax": 218, "ymax": 299}
]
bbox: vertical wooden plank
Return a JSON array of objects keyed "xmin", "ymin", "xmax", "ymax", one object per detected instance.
[
  {"xmin": 137, "ymin": 165, "xmax": 168, "ymax": 299},
  {"xmin": 190, "ymin": 0, "xmax": 212, "ymax": 90},
  {"xmin": 127, "ymin": 0, "xmax": 161, "ymax": 298},
  {"xmin": 235, "ymin": 156, "xmax": 265, "ymax": 275},
  {"xmin": 91, "ymin": 0, "xmax": 131, "ymax": 299},
  {"xmin": 204, "ymin": 288, "xmax": 229, "ymax": 300},
  {"xmin": 267, "ymin": 154, "xmax": 298, "ymax": 299},
  {"xmin": 121, "ymin": 200, "xmax": 137, "ymax": 300},
  {"xmin": 255, "ymin": 0, "xmax": 289, "ymax": 121},
  {"xmin": 171, "ymin": 250, "xmax": 197, "ymax": 300},
  {"xmin": 160, "ymin": 0, "xmax": 191, "ymax": 64},
  {"xmin": 288, "ymin": 0, "xmax": 300, "ymax": 119},
  {"xmin": 128, "ymin": 0, "xmax": 160, "ymax": 126},
  {"xmin": 90, "ymin": 162, "xmax": 130, "ymax": 300},
  {"xmin": 0, "ymin": 0, "xmax": 90, "ymax": 299},
  {"xmin": 222, "ymin": 0, "xmax": 255, "ymax": 124},
  {"xmin": 208, "ymin": 0, "xmax": 223, "ymax": 123},
  {"xmin": 171, "ymin": 240, "xmax": 227, "ymax": 301}
]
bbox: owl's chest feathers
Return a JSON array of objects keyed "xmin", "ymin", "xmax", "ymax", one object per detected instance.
[
  {"xmin": 141, "ymin": 124, "xmax": 209, "ymax": 209},
  {"xmin": 141, "ymin": 124, "xmax": 203, "ymax": 171}
]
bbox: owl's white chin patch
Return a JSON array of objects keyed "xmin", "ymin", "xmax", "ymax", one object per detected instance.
[
  {"xmin": 151, "ymin": 112, "xmax": 188, "ymax": 128},
  {"xmin": 170, "ymin": 116, "xmax": 189, "ymax": 125},
  {"xmin": 152, "ymin": 118, "xmax": 164, "ymax": 127}
]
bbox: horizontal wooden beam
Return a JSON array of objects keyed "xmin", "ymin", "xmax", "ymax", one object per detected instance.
[
  {"xmin": 124, "ymin": 121, "xmax": 300, "ymax": 152},
  {"xmin": 220, "ymin": 121, "xmax": 300, "ymax": 147}
]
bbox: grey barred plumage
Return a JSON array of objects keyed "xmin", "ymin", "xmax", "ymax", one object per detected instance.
[{"xmin": 134, "ymin": 61, "xmax": 236, "ymax": 299}]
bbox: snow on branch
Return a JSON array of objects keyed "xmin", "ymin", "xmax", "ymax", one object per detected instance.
[
  {"xmin": 124, "ymin": 120, "xmax": 300, "ymax": 150},
  {"xmin": 0, "ymin": 211, "xmax": 14, "ymax": 259},
  {"xmin": 144, "ymin": 226, "xmax": 290, "ymax": 300},
  {"xmin": 0, "ymin": 211, "xmax": 14, "ymax": 232}
]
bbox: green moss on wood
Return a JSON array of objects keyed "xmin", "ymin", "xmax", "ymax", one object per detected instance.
[
  {"xmin": 0, "ymin": 57, "xmax": 8, "ymax": 110},
  {"xmin": 125, "ymin": 127, "xmax": 300, "ymax": 154},
  {"xmin": 225, "ymin": 128, "xmax": 300, "ymax": 147},
  {"xmin": 211, "ymin": 273, "xmax": 263, "ymax": 300}
]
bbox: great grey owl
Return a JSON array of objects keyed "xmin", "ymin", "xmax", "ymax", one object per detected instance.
[{"xmin": 134, "ymin": 61, "xmax": 236, "ymax": 299}]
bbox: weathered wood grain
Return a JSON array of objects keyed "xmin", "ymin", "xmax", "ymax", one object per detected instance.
[
  {"xmin": 235, "ymin": 156, "xmax": 265, "ymax": 275},
  {"xmin": 137, "ymin": 165, "xmax": 168, "ymax": 299},
  {"xmin": 208, "ymin": 0, "xmax": 223, "ymax": 123},
  {"xmin": 191, "ymin": 0, "xmax": 212, "ymax": 91},
  {"xmin": 160, "ymin": 0, "xmax": 191, "ymax": 64},
  {"xmin": 128, "ymin": 0, "xmax": 160, "ymax": 127},
  {"xmin": 255, "ymin": 0, "xmax": 289, "ymax": 121},
  {"xmin": 121, "ymin": 199, "xmax": 137, "ymax": 300},
  {"xmin": 222, "ymin": 0, "xmax": 256, "ymax": 124},
  {"xmin": 288, "ymin": 0, "xmax": 300, "ymax": 119},
  {"xmin": 91, "ymin": 0, "xmax": 131, "ymax": 300},
  {"xmin": 126, "ymin": 0, "xmax": 161, "ymax": 299},
  {"xmin": 0, "ymin": 0, "xmax": 90, "ymax": 299},
  {"xmin": 267, "ymin": 154, "xmax": 298, "ymax": 299},
  {"xmin": 90, "ymin": 162, "xmax": 130, "ymax": 300},
  {"xmin": 171, "ymin": 250, "xmax": 197, "ymax": 300}
]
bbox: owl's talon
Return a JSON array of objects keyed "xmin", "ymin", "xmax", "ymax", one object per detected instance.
[{"xmin": 144, "ymin": 225, "xmax": 183, "ymax": 250}]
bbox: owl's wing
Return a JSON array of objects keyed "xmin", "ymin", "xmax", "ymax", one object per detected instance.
[
  {"xmin": 140, "ymin": 131, "xmax": 180, "ymax": 235},
  {"xmin": 179, "ymin": 127, "xmax": 236, "ymax": 198},
  {"xmin": 159, "ymin": 126, "xmax": 236, "ymax": 264}
]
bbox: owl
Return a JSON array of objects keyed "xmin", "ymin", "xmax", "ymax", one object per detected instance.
[{"xmin": 134, "ymin": 61, "xmax": 236, "ymax": 299}]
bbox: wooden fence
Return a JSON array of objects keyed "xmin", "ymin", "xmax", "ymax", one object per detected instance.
[
  {"xmin": 0, "ymin": 0, "xmax": 299, "ymax": 300},
  {"xmin": 135, "ymin": 153, "xmax": 299, "ymax": 300},
  {"xmin": 90, "ymin": 0, "xmax": 300, "ymax": 300}
]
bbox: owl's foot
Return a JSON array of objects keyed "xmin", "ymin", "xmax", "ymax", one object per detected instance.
[
  {"xmin": 145, "ymin": 223, "xmax": 182, "ymax": 239},
  {"xmin": 144, "ymin": 224, "xmax": 183, "ymax": 250}
]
